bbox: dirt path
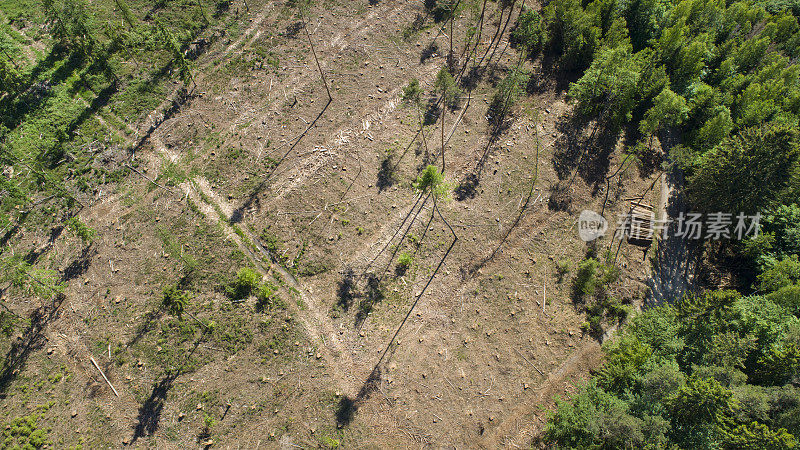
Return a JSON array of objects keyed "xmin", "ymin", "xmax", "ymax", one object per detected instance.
[
  {"xmin": 86, "ymin": 0, "xmax": 434, "ymax": 401},
  {"xmin": 647, "ymin": 170, "xmax": 692, "ymax": 305},
  {"xmin": 187, "ymin": 176, "xmax": 362, "ymax": 395},
  {"xmin": 482, "ymin": 339, "xmax": 604, "ymax": 447}
]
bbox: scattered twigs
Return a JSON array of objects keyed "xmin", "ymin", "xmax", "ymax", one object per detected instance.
[
  {"xmin": 124, "ymin": 163, "xmax": 176, "ymax": 195},
  {"xmin": 542, "ymin": 276, "xmax": 546, "ymax": 315},
  {"xmin": 514, "ymin": 348, "xmax": 544, "ymax": 376}
]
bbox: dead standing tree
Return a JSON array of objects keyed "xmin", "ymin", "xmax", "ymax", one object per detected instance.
[
  {"xmin": 456, "ymin": 0, "xmax": 487, "ymax": 81},
  {"xmin": 350, "ymin": 166, "xmax": 459, "ymax": 422},
  {"xmin": 434, "ymin": 67, "xmax": 461, "ymax": 173},
  {"xmin": 401, "ymin": 79, "xmax": 432, "ymax": 161}
]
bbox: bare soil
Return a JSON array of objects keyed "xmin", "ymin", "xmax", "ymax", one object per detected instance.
[{"xmin": 2, "ymin": 0, "xmax": 664, "ymax": 447}]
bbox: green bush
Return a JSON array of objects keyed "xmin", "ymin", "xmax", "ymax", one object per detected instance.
[
  {"xmin": 66, "ymin": 216, "xmax": 96, "ymax": 244},
  {"xmin": 1, "ymin": 413, "xmax": 49, "ymax": 449},
  {"xmin": 226, "ymin": 268, "xmax": 261, "ymax": 300},
  {"xmin": 162, "ymin": 285, "xmax": 190, "ymax": 317},
  {"xmin": 396, "ymin": 252, "xmax": 414, "ymax": 275},
  {"xmin": 401, "ymin": 78, "xmax": 422, "ymax": 105},
  {"xmin": 256, "ymin": 282, "xmax": 284, "ymax": 312},
  {"xmin": 573, "ymin": 258, "xmax": 601, "ymax": 299},
  {"xmin": 556, "ymin": 259, "xmax": 571, "ymax": 282}
]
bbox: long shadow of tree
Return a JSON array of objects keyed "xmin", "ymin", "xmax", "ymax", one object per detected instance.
[
  {"xmin": 468, "ymin": 164, "xmax": 541, "ymax": 275},
  {"xmin": 335, "ymin": 268, "xmax": 388, "ymax": 329},
  {"xmin": 420, "ymin": 42, "xmax": 440, "ymax": 64},
  {"xmin": 646, "ymin": 169, "xmax": 697, "ymax": 307},
  {"xmin": 336, "ymin": 267, "xmax": 357, "ymax": 311},
  {"xmin": 376, "ymin": 153, "xmax": 398, "ymax": 191},
  {"xmin": 354, "ymin": 274, "xmax": 385, "ymax": 329},
  {"xmin": 2, "ymin": 48, "xmax": 82, "ymax": 131},
  {"xmin": 132, "ymin": 87, "xmax": 194, "ymax": 155},
  {"xmin": 61, "ymin": 246, "xmax": 97, "ymax": 282},
  {"xmin": 130, "ymin": 332, "xmax": 207, "ymax": 443},
  {"xmin": 453, "ymin": 117, "xmax": 506, "ymax": 201},
  {"xmin": 64, "ymin": 81, "xmax": 119, "ymax": 143},
  {"xmin": 22, "ymin": 225, "xmax": 65, "ymax": 266},
  {"xmin": 340, "ymin": 203, "xmax": 458, "ymax": 428},
  {"xmin": 525, "ymin": 54, "xmax": 582, "ymax": 95},
  {"xmin": 0, "ymin": 212, "xmax": 28, "ymax": 248},
  {"xmin": 335, "ymin": 366, "xmax": 382, "ymax": 427},
  {"xmin": 126, "ymin": 306, "xmax": 164, "ymax": 349},
  {"xmin": 229, "ymin": 98, "xmax": 331, "ymax": 224},
  {"xmin": 130, "ymin": 370, "xmax": 180, "ymax": 442},
  {"xmin": 550, "ymin": 112, "xmax": 624, "ymax": 193},
  {"xmin": 0, "ymin": 293, "xmax": 65, "ymax": 395}
]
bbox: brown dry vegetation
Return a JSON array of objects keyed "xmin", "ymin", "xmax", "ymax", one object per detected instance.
[{"xmin": 2, "ymin": 0, "xmax": 666, "ymax": 447}]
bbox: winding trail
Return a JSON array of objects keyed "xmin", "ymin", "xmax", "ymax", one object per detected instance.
[
  {"xmin": 188, "ymin": 176, "xmax": 361, "ymax": 395},
  {"xmin": 101, "ymin": 0, "xmax": 445, "ymax": 399},
  {"xmin": 484, "ymin": 339, "xmax": 605, "ymax": 447}
]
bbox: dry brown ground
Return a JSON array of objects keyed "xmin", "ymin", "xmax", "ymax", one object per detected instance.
[{"xmin": 2, "ymin": 0, "xmax": 664, "ymax": 447}]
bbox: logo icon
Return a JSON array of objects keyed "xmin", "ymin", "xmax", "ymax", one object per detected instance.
[{"xmin": 578, "ymin": 210, "xmax": 607, "ymax": 242}]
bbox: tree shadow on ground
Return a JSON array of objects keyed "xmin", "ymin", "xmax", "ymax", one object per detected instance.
[
  {"xmin": 229, "ymin": 97, "xmax": 331, "ymax": 224},
  {"xmin": 645, "ymin": 169, "xmax": 698, "ymax": 307},
  {"xmin": 547, "ymin": 182, "xmax": 575, "ymax": 212},
  {"xmin": 133, "ymin": 87, "xmax": 194, "ymax": 155},
  {"xmin": 21, "ymin": 225, "xmax": 65, "ymax": 266},
  {"xmin": 354, "ymin": 274, "xmax": 384, "ymax": 329},
  {"xmin": 285, "ymin": 21, "xmax": 304, "ymax": 38},
  {"xmin": 336, "ymin": 366, "xmax": 382, "ymax": 428},
  {"xmin": 460, "ymin": 65, "xmax": 484, "ymax": 92},
  {"xmin": 64, "ymin": 80, "xmax": 118, "ymax": 142},
  {"xmin": 130, "ymin": 335, "xmax": 206, "ymax": 443},
  {"xmin": 422, "ymin": 97, "xmax": 441, "ymax": 126},
  {"xmin": 131, "ymin": 370, "xmax": 180, "ymax": 443},
  {"xmin": 420, "ymin": 42, "xmax": 439, "ymax": 63},
  {"xmin": 376, "ymin": 153, "xmax": 397, "ymax": 191},
  {"xmin": 340, "ymin": 235, "xmax": 457, "ymax": 427},
  {"xmin": 126, "ymin": 306, "xmax": 164, "ymax": 349},
  {"xmin": 3, "ymin": 47, "xmax": 81, "ymax": 131},
  {"xmin": 550, "ymin": 112, "xmax": 623, "ymax": 190},
  {"xmin": 0, "ymin": 211, "xmax": 28, "ymax": 248},
  {"xmin": 468, "ymin": 175, "xmax": 541, "ymax": 275},
  {"xmin": 525, "ymin": 53, "xmax": 582, "ymax": 95},
  {"xmin": 0, "ymin": 293, "xmax": 65, "ymax": 396},
  {"xmin": 361, "ymin": 195, "xmax": 426, "ymax": 275},
  {"xmin": 336, "ymin": 267, "xmax": 357, "ymax": 311},
  {"xmin": 61, "ymin": 246, "xmax": 97, "ymax": 282},
  {"xmin": 454, "ymin": 118, "xmax": 507, "ymax": 201}
]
